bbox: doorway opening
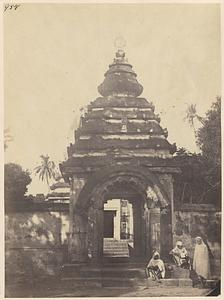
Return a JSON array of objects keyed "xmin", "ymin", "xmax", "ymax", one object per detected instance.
[
  {"xmin": 103, "ymin": 210, "xmax": 115, "ymax": 238},
  {"xmin": 103, "ymin": 199, "xmax": 134, "ymax": 257}
]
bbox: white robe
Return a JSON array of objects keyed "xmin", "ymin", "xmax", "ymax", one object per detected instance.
[
  {"xmin": 171, "ymin": 246, "xmax": 188, "ymax": 266},
  {"xmin": 147, "ymin": 257, "xmax": 165, "ymax": 279},
  {"xmin": 193, "ymin": 241, "xmax": 210, "ymax": 279}
]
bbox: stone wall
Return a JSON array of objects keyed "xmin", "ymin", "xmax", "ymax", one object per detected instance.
[
  {"xmin": 5, "ymin": 210, "xmax": 69, "ymax": 284},
  {"xmin": 5, "ymin": 202, "xmax": 221, "ymax": 282},
  {"xmin": 173, "ymin": 208, "xmax": 221, "ymax": 278}
]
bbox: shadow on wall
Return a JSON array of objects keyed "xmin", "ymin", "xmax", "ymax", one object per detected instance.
[
  {"xmin": 5, "ymin": 211, "xmax": 69, "ymax": 284},
  {"xmin": 173, "ymin": 211, "xmax": 221, "ymax": 277}
]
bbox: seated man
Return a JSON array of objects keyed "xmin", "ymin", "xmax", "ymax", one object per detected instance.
[
  {"xmin": 170, "ymin": 241, "xmax": 191, "ymax": 269},
  {"xmin": 146, "ymin": 251, "xmax": 165, "ymax": 282}
]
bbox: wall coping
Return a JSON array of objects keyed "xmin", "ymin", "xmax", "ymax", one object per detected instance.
[
  {"xmin": 5, "ymin": 201, "xmax": 69, "ymax": 213},
  {"xmin": 175, "ymin": 203, "xmax": 219, "ymax": 212}
]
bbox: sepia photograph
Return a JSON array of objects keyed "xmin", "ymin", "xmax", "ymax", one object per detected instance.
[{"xmin": 3, "ymin": 2, "xmax": 222, "ymax": 297}]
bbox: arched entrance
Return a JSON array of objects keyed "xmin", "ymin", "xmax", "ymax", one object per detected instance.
[
  {"xmin": 60, "ymin": 46, "xmax": 178, "ymax": 265},
  {"xmin": 69, "ymin": 166, "xmax": 173, "ymax": 263}
]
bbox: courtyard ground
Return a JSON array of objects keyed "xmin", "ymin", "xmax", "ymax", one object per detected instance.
[{"xmin": 5, "ymin": 281, "xmax": 212, "ymax": 298}]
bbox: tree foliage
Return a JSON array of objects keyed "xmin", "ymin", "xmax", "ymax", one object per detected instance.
[
  {"xmin": 173, "ymin": 148, "xmax": 207, "ymax": 205},
  {"xmin": 197, "ymin": 97, "xmax": 221, "ymax": 206},
  {"xmin": 34, "ymin": 155, "xmax": 56, "ymax": 188},
  {"xmin": 184, "ymin": 104, "xmax": 205, "ymax": 135},
  {"xmin": 174, "ymin": 97, "xmax": 221, "ymax": 208},
  {"xmin": 5, "ymin": 163, "xmax": 32, "ymax": 202},
  {"xmin": 197, "ymin": 97, "xmax": 221, "ymax": 176}
]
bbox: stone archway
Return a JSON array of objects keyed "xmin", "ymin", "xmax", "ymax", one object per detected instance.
[
  {"xmin": 77, "ymin": 166, "xmax": 170, "ymax": 211},
  {"xmin": 68, "ymin": 166, "xmax": 173, "ymax": 263}
]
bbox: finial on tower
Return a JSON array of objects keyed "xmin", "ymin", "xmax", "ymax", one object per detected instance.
[
  {"xmin": 98, "ymin": 37, "xmax": 143, "ymax": 97},
  {"xmin": 114, "ymin": 36, "xmax": 127, "ymax": 63}
]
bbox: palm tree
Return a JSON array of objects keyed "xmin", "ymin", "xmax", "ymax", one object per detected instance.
[
  {"xmin": 34, "ymin": 155, "xmax": 56, "ymax": 190},
  {"xmin": 183, "ymin": 104, "xmax": 205, "ymax": 136}
]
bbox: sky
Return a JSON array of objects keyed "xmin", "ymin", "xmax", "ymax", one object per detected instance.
[{"xmin": 4, "ymin": 3, "xmax": 221, "ymax": 195}]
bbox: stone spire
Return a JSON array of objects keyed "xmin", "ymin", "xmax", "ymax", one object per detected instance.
[
  {"xmin": 60, "ymin": 42, "xmax": 177, "ymax": 183},
  {"xmin": 98, "ymin": 38, "xmax": 143, "ymax": 98}
]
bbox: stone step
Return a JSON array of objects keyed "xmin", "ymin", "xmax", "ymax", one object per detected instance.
[
  {"xmin": 146, "ymin": 278, "xmax": 192, "ymax": 287},
  {"xmin": 61, "ymin": 276, "xmax": 194, "ymax": 288},
  {"xmin": 103, "ymin": 262, "xmax": 147, "ymax": 268},
  {"xmin": 103, "ymin": 240, "xmax": 129, "ymax": 258},
  {"xmin": 62, "ymin": 264, "xmax": 146, "ymax": 279},
  {"xmin": 206, "ymin": 280, "xmax": 219, "ymax": 289},
  {"xmin": 61, "ymin": 277, "xmax": 102, "ymax": 288},
  {"xmin": 103, "ymin": 257, "xmax": 130, "ymax": 263},
  {"xmin": 104, "ymin": 253, "xmax": 129, "ymax": 256},
  {"xmin": 61, "ymin": 276, "xmax": 144, "ymax": 288},
  {"xmin": 62, "ymin": 269, "xmax": 101, "ymax": 278},
  {"xmin": 102, "ymin": 268, "xmax": 145, "ymax": 278},
  {"xmin": 104, "ymin": 254, "xmax": 129, "ymax": 257},
  {"xmin": 61, "ymin": 262, "xmax": 219, "ymax": 289},
  {"xmin": 170, "ymin": 265, "xmax": 190, "ymax": 278},
  {"xmin": 193, "ymin": 279, "xmax": 219, "ymax": 289},
  {"xmin": 60, "ymin": 263, "xmax": 205, "ymax": 288},
  {"xmin": 104, "ymin": 249, "xmax": 129, "ymax": 252},
  {"xmin": 102, "ymin": 277, "xmax": 141, "ymax": 287},
  {"xmin": 104, "ymin": 242, "xmax": 128, "ymax": 245},
  {"xmin": 103, "ymin": 248, "xmax": 129, "ymax": 251}
]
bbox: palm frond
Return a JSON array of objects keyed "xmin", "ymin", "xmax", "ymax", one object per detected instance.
[{"xmin": 34, "ymin": 154, "xmax": 56, "ymax": 187}]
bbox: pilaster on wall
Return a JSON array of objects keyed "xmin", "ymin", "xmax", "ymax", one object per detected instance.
[
  {"xmin": 69, "ymin": 176, "xmax": 87, "ymax": 262},
  {"xmin": 149, "ymin": 208, "xmax": 160, "ymax": 253},
  {"xmin": 160, "ymin": 205, "xmax": 173, "ymax": 260},
  {"xmin": 157, "ymin": 173, "xmax": 174, "ymax": 250},
  {"xmin": 92, "ymin": 207, "xmax": 104, "ymax": 261},
  {"xmin": 132, "ymin": 201, "xmax": 143, "ymax": 257},
  {"xmin": 91, "ymin": 193, "xmax": 104, "ymax": 262}
]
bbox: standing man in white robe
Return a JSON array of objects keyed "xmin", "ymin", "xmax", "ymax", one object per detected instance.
[{"xmin": 193, "ymin": 236, "xmax": 211, "ymax": 284}]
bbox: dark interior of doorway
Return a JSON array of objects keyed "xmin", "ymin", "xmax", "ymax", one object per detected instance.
[{"xmin": 104, "ymin": 210, "xmax": 115, "ymax": 238}]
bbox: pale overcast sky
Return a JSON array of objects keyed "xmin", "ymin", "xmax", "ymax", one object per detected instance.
[{"xmin": 4, "ymin": 3, "xmax": 221, "ymax": 194}]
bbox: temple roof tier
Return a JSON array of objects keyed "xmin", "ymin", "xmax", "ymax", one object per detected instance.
[
  {"xmin": 90, "ymin": 97, "xmax": 155, "ymax": 109},
  {"xmin": 60, "ymin": 156, "xmax": 180, "ymax": 178},
  {"xmin": 98, "ymin": 50, "xmax": 143, "ymax": 97},
  {"xmin": 69, "ymin": 136, "xmax": 175, "ymax": 152},
  {"xmin": 61, "ymin": 47, "xmax": 176, "ymax": 178},
  {"xmin": 75, "ymin": 120, "xmax": 166, "ymax": 135}
]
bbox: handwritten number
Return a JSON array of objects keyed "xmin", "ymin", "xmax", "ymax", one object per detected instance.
[{"xmin": 4, "ymin": 4, "xmax": 21, "ymax": 12}]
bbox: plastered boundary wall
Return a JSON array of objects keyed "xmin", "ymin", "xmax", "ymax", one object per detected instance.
[{"xmin": 5, "ymin": 203, "xmax": 221, "ymax": 283}]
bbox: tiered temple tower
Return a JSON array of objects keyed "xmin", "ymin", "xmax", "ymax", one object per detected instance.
[{"xmin": 60, "ymin": 44, "xmax": 178, "ymax": 263}]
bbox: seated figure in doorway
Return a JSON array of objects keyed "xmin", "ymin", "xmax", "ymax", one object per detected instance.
[
  {"xmin": 146, "ymin": 251, "xmax": 165, "ymax": 282},
  {"xmin": 170, "ymin": 241, "xmax": 191, "ymax": 269}
]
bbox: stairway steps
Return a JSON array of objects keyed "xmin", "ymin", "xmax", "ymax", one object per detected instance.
[
  {"xmin": 103, "ymin": 262, "xmax": 147, "ymax": 268},
  {"xmin": 104, "ymin": 253, "xmax": 129, "ymax": 257},
  {"xmin": 62, "ymin": 270, "xmax": 101, "ymax": 277},
  {"xmin": 102, "ymin": 270, "xmax": 145, "ymax": 278},
  {"xmin": 61, "ymin": 277, "xmax": 194, "ymax": 288},
  {"xmin": 103, "ymin": 239, "xmax": 129, "ymax": 258},
  {"xmin": 102, "ymin": 277, "xmax": 138, "ymax": 287},
  {"xmin": 61, "ymin": 277, "xmax": 102, "ymax": 288},
  {"xmin": 62, "ymin": 266, "xmax": 145, "ymax": 277},
  {"xmin": 104, "ymin": 250, "xmax": 129, "ymax": 252},
  {"xmin": 61, "ymin": 263, "xmax": 214, "ymax": 288},
  {"xmin": 60, "ymin": 262, "xmax": 221, "ymax": 288},
  {"xmin": 103, "ymin": 257, "xmax": 130, "ymax": 263},
  {"xmin": 103, "ymin": 248, "xmax": 129, "ymax": 251}
]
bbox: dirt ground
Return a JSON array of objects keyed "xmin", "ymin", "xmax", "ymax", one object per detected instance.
[{"xmin": 5, "ymin": 282, "xmax": 212, "ymax": 298}]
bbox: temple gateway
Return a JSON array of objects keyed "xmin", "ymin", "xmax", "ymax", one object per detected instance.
[{"xmin": 60, "ymin": 46, "xmax": 179, "ymax": 264}]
